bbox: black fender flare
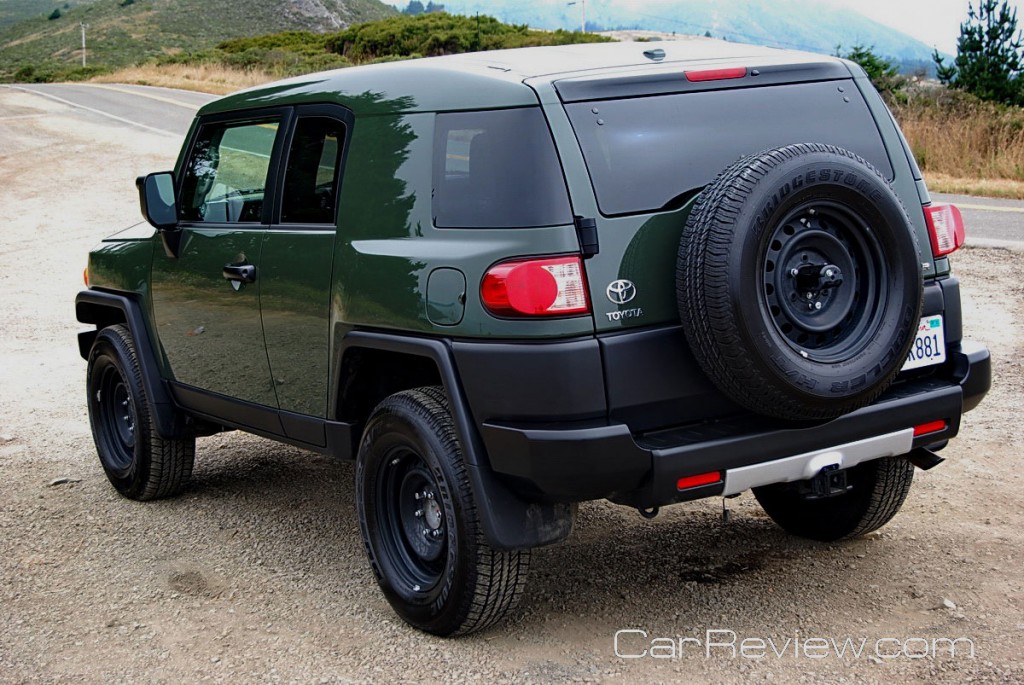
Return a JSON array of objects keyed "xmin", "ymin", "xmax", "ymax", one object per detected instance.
[
  {"xmin": 338, "ymin": 331, "xmax": 575, "ymax": 551},
  {"xmin": 76, "ymin": 289, "xmax": 189, "ymax": 440}
]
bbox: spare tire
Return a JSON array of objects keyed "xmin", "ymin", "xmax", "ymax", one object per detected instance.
[{"xmin": 677, "ymin": 143, "xmax": 922, "ymax": 421}]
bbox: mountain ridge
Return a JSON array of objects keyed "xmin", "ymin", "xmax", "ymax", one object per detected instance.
[
  {"xmin": 0, "ymin": 0, "xmax": 396, "ymax": 78},
  {"xmin": 419, "ymin": 0, "xmax": 944, "ymax": 68}
]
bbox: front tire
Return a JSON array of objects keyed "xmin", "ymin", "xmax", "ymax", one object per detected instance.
[
  {"xmin": 753, "ymin": 457, "xmax": 915, "ymax": 541},
  {"xmin": 86, "ymin": 325, "xmax": 195, "ymax": 500},
  {"xmin": 356, "ymin": 387, "xmax": 530, "ymax": 636}
]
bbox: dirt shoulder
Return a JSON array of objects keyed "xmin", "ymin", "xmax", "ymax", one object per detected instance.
[{"xmin": 0, "ymin": 88, "xmax": 1021, "ymax": 684}]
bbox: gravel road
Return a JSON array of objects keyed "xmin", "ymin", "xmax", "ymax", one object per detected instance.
[{"xmin": 1, "ymin": 86, "xmax": 1022, "ymax": 684}]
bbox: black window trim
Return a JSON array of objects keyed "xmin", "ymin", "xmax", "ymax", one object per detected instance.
[
  {"xmin": 175, "ymin": 106, "xmax": 294, "ymax": 230},
  {"xmin": 270, "ymin": 103, "xmax": 355, "ymax": 232}
]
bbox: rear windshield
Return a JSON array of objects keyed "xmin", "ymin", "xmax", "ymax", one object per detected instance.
[
  {"xmin": 433, "ymin": 108, "xmax": 573, "ymax": 228},
  {"xmin": 564, "ymin": 81, "xmax": 894, "ymax": 216}
]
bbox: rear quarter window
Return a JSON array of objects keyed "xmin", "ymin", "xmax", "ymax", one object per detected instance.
[
  {"xmin": 433, "ymin": 108, "xmax": 573, "ymax": 229},
  {"xmin": 564, "ymin": 81, "xmax": 894, "ymax": 216}
]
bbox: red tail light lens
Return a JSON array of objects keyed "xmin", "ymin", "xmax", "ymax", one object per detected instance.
[
  {"xmin": 676, "ymin": 471, "xmax": 723, "ymax": 490},
  {"xmin": 923, "ymin": 203, "xmax": 965, "ymax": 257},
  {"xmin": 481, "ymin": 256, "xmax": 590, "ymax": 317},
  {"xmin": 913, "ymin": 420, "xmax": 947, "ymax": 436},
  {"xmin": 684, "ymin": 67, "xmax": 747, "ymax": 82}
]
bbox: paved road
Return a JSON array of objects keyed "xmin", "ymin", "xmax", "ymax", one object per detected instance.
[
  {"xmin": 2, "ymin": 83, "xmax": 1022, "ymax": 247},
  {"xmin": 2, "ymin": 82, "xmax": 216, "ymax": 136},
  {"xmin": 932, "ymin": 192, "xmax": 1024, "ymax": 248}
]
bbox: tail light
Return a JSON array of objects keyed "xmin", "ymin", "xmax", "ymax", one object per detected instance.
[
  {"xmin": 923, "ymin": 203, "xmax": 965, "ymax": 257},
  {"xmin": 481, "ymin": 256, "xmax": 590, "ymax": 317},
  {"xmin": 684, "ymin": 67, "xmax": 747, "ymax": 82}
]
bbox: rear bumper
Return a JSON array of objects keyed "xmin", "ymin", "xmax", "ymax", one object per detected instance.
[{"xmin": 482, "ymin": 341, "xmax": 990, "ymax": 508}]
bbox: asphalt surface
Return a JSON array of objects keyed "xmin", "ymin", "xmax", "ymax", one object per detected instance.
[
  {"xmin": 932, "ymin": 193, "xmax": 1024, "ymax": 248},
  {"xmin": 2, "ymin": 83, "xmax": 1021, "ymax": 248},
  {"xmin": 2, "ymin": 82, "xmax": 215, "ymax": 136}
]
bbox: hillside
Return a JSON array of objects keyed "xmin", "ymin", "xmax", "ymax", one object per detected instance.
[
  {"xmin": 421, "ymin": 0, "xmax": 944, "ymax": 70},
  {"xmin": 0, "ymin": 0, "xmax": 396, "ymax": 80},
  {"xmin": 0, "ymin": 1, "xmax": 89, "ymax": 29}
]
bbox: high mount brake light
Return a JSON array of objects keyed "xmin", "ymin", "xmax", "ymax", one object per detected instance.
[
  {"xmin": 481, "ymin": 256, "xmax": 590, "ymax": 317},
  {"xmin": 923, "ymin": 203, "xmax": 966, "ymax": 257},
  {"xmin": 684, "ymin": 67, "xmax": 748, "ymax": 82}
]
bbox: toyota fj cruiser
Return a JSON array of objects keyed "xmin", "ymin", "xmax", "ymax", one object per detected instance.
[{"xmin": 77, "ymin": 41, "xmax": 991, "ymax": 636}]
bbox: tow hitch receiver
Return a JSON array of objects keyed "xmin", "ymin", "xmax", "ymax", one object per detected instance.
[{"xmin": 804, "ymin": 464, "xmax": 851, "ymax": 500}]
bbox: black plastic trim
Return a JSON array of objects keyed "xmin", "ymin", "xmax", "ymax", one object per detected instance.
[
  {"xmin": 555, "ymin": 62, "xmax": 852, "ymax": 103},
  {"xmin": 338, "ymin": 331, "xmax": 576, "ymax": 551},
  {"xmin": 451, "ymin": 338, "xmax": 607, "ymax": 427},
  {"xmin": 482, "ymin": 344, "xmax": 989, "ymax": 508},
  {"xmin": 76, "ymin": 289, "xmax": 189, "ymax": 440},
  {"xmin": 169, "ymin": 382, "xmax": 350, "ymax": 456}
]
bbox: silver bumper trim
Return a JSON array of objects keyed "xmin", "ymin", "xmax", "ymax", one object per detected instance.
[{"xmin": 721, "ymin": 428, "xmax": 915, "ymax": 496}]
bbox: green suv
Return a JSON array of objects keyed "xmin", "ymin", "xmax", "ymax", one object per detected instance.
[{"xmin": 77, "ymin": 42, "xmax": 991, "ymax": 636}]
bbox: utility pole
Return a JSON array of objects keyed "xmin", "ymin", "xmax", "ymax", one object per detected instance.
[
  {"xmin": 80, "ymin": 22, "xmax": 88, "ymax": 68},
  {"xmin": 567, "ymin": 0, "xmax": 585, "ymax": 33}
]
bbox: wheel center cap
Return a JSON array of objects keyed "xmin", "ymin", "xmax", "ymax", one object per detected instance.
[
  {"xmin": 793, "ymin": 262, "xmax": 844, "ymax": 293},
  {"xmin": 424, "ymin": 498, "xmax": 443, "ymax": 530}
]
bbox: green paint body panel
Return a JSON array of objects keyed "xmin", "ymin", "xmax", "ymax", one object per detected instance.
[
  {"xmin": 150, "ymin": 227, "xmax": 277, "ymax": 407},
  {"xmin": 260, "ymin": 229, "xmax": 335, "ymax": 417}
]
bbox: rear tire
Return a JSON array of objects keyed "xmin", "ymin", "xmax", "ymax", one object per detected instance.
[
  {"xmin": 753, "ymin": 457, "xmax": 914, "ymax": 541},
  {"xmin": 356, "ymin": 386, "xmax": 530, "ymax": 636},
  {"xmin": 86, "ymin": 325, "xmax": 195, "ymax": 500}
]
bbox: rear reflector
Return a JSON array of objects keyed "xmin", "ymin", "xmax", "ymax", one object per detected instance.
[
  {"xmin": 684, "ymin": 67, "xmax": 747, "ymax": 82},
  {"xmin": 923, "ymin": 203, "xmax": 965, "ymax": 257},
  {"xmin": 676, "ymin": 471, "xmax": 723, "ymax": 490},
  {"xmin": 481, "ymin": 256, "xmax": 590, "ymax": 317},
  {"xmin": 913, "ymin": 420, "xmax": 947, "ymax": 436}
]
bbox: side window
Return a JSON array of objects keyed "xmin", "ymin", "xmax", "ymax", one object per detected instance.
[
  {"xmin": 281, "ymin": 117, "xmax": 345, "ymax": 224},
  {"xmin": 433, "ymin": 108, "xmax": 573, "ymax": 229},
  {"xmin": 179, "ymin": 119, "xmax": 280, "ymax": 223}
]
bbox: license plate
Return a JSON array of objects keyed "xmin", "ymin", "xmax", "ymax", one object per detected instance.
[{"xmin": 901, "ymin": 315, "xmax": 946, "ymax": 371}]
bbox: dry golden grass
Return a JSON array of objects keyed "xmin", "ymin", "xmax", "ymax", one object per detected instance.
[
  {"xmin": 922, "ymin": 173, "xmax": 1024, "ymax": 199},
  {"xmin": 893, "ymin": 88, "xmax": 1024, "ymax": 190},
  {"xmin": 90, "ymin": 63, "xmax": 278, "ymax": 95}
]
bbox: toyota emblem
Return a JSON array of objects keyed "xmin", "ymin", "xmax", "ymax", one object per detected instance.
[{"xmin": 606, "ymin": 279, "xmax": 637, "ymax": 305}]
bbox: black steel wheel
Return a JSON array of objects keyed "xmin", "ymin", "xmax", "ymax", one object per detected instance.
[
  {"xmin": 356, "ymin": 387, "xmax": 530, "ymax": 636},
  {"xmin": 678, "ymin": 143, "xmax": 923, "ymax": 420},
  {"xmin": 86, "ymin": 325, "xmax": 195, "ymax": 500}
]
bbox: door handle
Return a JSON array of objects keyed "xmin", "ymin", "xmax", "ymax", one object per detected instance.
[{"xmin": 222, "ymin": 263, "xmax": 256, "ymax": 283}]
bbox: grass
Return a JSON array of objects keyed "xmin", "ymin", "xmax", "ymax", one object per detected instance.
[
  {"xmin": 892, "ymin": 86, "xmax": 1024, "ymax": 198},
  {"xmin": 0, "ymin": 0, "xmax": 395, "ymax": 81},
  {"xmin": 91, "ymin": 63, "xmax": 277, "ymax": 94},
  {"xmin": 921, "ymin": 173, "xmax": 1024, "ymax": 200}
]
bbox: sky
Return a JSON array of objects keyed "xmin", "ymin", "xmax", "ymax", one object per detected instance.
[
  {"xmin": 384, "ymin": 0, "xmax": 1024, "ymax": 55},
  {"xmin": 829, "ymin": 0, "xmax": 1024, "ymax": 54}
]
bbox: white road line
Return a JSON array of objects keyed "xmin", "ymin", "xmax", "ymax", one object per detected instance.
[
  {"xmin": 4, "ymin": 85, "xmax": 177, "ymax": 136},
  {"xmin": 82, "ymin": 83, "xmax": 203, "ymax": 110}
]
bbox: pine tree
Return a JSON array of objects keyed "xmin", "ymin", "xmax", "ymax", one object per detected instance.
[{"xmin": 933, "ymin": 0, "xmax": 1024, "ymax": 105}]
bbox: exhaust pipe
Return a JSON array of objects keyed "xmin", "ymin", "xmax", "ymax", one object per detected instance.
[{"xmin": 907, "ymin": 447, "xmax": 945, "ymax": 471}]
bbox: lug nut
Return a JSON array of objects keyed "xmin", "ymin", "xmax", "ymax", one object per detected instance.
[
  {"xmin": 814, "ymin": 302, "xmax": 822, "ymax": 310},
  {"xmin": 431, "ymin": 529, "xmax": 441, "ymax": 538},
  {"xmin": 414, "ymin": 509, "xmax": 424, "ymax": 518},
  {"xmin": 789, "ymin": 268, "xmax": 799, "ymax": 277},
  {"xmin": 805, "ymin": 292, "xmax": 813, "ymax": 300}
]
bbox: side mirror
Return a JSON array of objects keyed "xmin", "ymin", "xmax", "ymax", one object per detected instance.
[
  {"xmin": 136, "ymin": 172, "xmax": 181, "ymax": 258},
  {"xmin": 136, "ymin": 172, "xmax": 178, "ymax": 230}
]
